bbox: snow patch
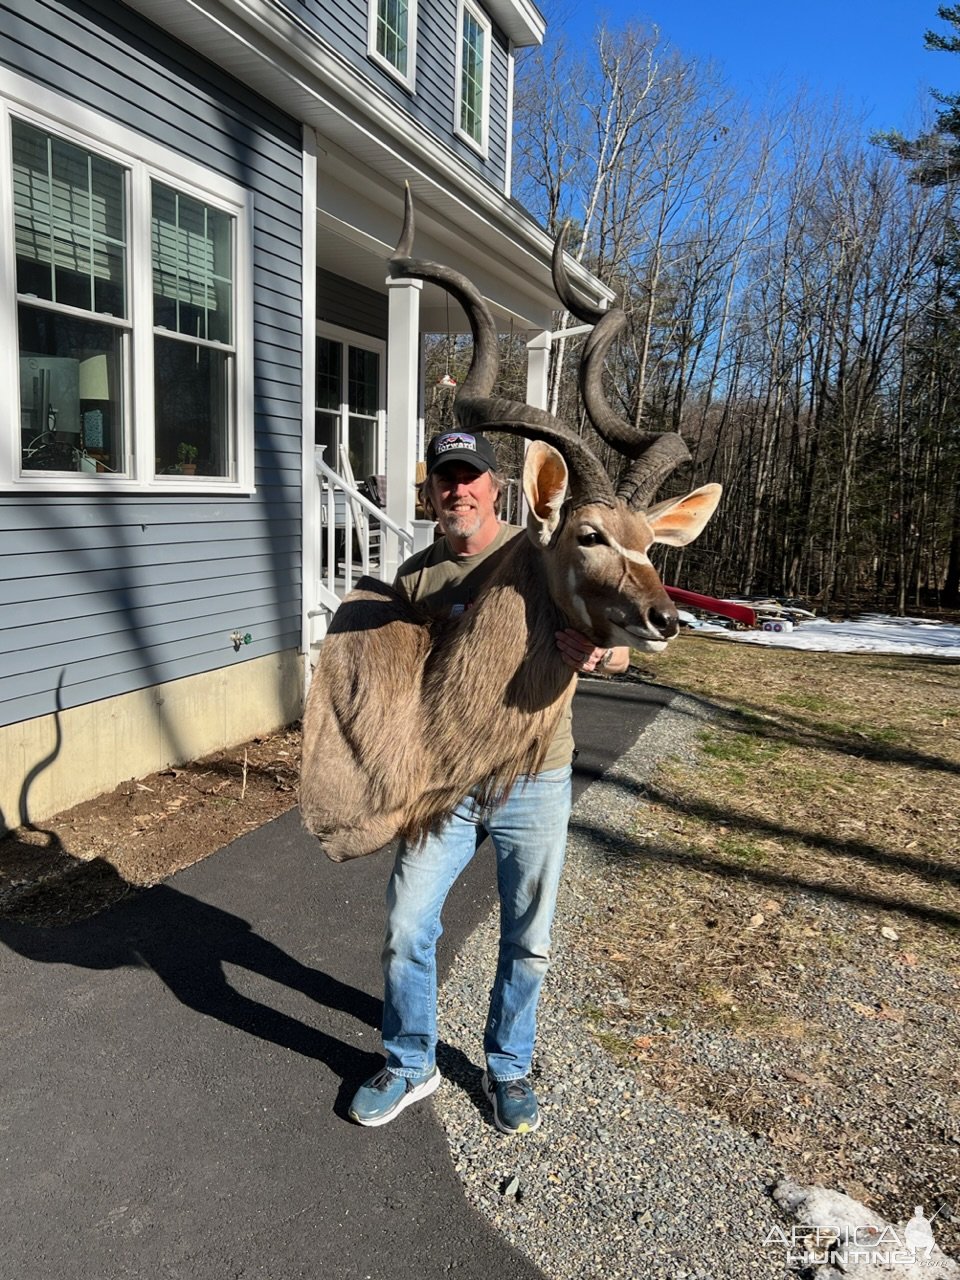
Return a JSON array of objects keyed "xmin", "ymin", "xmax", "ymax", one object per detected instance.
[{"xmin": 771, "ymin": 1181, "xmax": 960, "ymax": 1278}]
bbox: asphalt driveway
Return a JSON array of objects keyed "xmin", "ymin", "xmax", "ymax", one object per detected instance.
[{"xmin": 0, "ymin": 677, "xmax": 674, "ymax": 1280}]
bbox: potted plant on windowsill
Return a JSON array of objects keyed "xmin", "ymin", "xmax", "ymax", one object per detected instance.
[{"xmin": 177, "ymin": 442, "xmax": 199, "ymax": 475}]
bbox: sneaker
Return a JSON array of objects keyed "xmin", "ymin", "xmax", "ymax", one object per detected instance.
[
  {"xmin": 481, "ymin": 1071, "xmax": 541, "ymax": 1134},
  {"xmin": 348, "ymin": 1066, "xmax": 441, "ymax": 1127}
]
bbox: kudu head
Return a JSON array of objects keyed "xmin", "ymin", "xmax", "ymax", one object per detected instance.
[{"xmin": 390, "ymin": 188, "xmax": 721, "ymax": 653}]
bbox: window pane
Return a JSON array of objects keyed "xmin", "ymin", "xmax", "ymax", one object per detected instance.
[
  {"xmin": 348, "ymin": 416, "xmax": 376, "ymax": 479},
  {"xmin": 152, "ymin": 184, "xmax": 234, "ymax": 345},
  {"xmin": 12, "ymin": 119, "xmax": 127, "ymax": 316},
  {"xmin": 316, "ymin": 337, "xmax": 341, "ymax": 411},
  {"xmin": 19, "ymin": 306, "xmax": 126, "ymax": 474},
  {"xmin": 348, "ymin": 346, "xmax": 379, "ymax": 415},
  {"xmin": 93, "ymin": 242, "xmax": 126, "ymax": 315},
  {"xmin": 154, "ymin": 335, "xmax": 231, "ymax": 477},
  {"xmin": 377, "ymin": 0, "xmax": 408, "ymax": 74},
  {"xmin": 315, "ymin": 410, "xmax": 337, "ymax": 460},
  {"xmin": 460, "ymin": 10, "xmax": 485, "ymax": 142}
]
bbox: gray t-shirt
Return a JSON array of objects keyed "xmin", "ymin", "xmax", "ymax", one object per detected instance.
[{"xmin": 394, "ymin": 524, "xmax": 574, "ymax": 771}]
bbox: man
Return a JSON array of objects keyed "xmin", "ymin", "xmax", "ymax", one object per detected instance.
[{"xmin": 348, "ymin": 431, "xmax": 629, "ymax": 1134}]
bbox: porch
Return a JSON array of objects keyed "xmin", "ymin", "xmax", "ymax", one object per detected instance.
[
  {"xmin": 299, "ymin": 151, "xmax": 616, "ymax": 661},
  {"xmin": 306, "ymin": 445, "xmax": 522, "ymax": 656}
]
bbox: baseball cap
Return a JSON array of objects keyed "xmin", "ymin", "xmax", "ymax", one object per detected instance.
[{"xmin": 425, "ymin": 431, "xmax": 498, "ymax": 476}]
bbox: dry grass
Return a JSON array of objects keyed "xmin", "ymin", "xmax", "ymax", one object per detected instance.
[
  {"xmin": 579, "ymin": 634, "xmax": 960, "ymax": 1240},
  {"xmin": 625, "ymin": 635, "xmax": 960, "ymax": 960}
]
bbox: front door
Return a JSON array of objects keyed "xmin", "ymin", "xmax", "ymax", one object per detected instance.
[{"xmin": 315, "ymin": 325, "xmax": 385, "ymax": 483}]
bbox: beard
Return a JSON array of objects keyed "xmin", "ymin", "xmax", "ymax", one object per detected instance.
[{"xmin": 440, "ymin": 505, "xmax": 484, "ymax": 540}]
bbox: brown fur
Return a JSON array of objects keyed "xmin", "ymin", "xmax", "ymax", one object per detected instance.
[
  {"xmin": 302, "ymin": 201, "xmax": 725, "ymax": 862},
  {"xmin": 300, "ymin": 537, "xmax": 576, "ymax": 861},
  {"xmin": 301, "ymin": 441, "xmax": 722, "ymax": 862},
  {"xmin": 303, "ymin": 201, "xmax": 725, "ymax": 863}
]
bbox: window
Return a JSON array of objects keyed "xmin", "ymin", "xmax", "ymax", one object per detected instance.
[
  {"xmin": 368, "ymin": 0, "xmax": 418, "ymax": 89},
  {"xmin": 456, "ymin": 0, "xmax": 490, "ymax": 151},
  {"xmin": 14, "ymin": 121, "xmax": 130, "ymax": 477},
  {"xmin": 152, "ymin": 185, "xmax": 236, "ymax": 478},
  {"xmin": 1, "ymin": 75, "xmax": 253, "ymax": 491},
  {"xmin": 315, "ymin": 328, "xmax": 384, "ymax": 483}
]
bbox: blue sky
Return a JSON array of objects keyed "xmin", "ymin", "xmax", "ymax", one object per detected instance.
[{"xmin": 543, "ymin": 1, "xmax": 953, "ymax": 137}]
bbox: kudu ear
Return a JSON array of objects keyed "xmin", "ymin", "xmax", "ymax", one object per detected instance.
[
  {"xmin": 523, "ymin": 441, "xmax": 569, "ymax": 547},
  {"xmin": 646, "ymin": 483, "xmax": 722, "ymax": 547}
]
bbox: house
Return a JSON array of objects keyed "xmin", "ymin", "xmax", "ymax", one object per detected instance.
[{"xmin": 0, "ymin": 0, "xmax": 611, "ymax": 829}]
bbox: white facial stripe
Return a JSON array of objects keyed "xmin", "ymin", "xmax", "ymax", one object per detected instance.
[{"xmin": 605, "ymin": 535, "xmax": 652, "ymax": 567}]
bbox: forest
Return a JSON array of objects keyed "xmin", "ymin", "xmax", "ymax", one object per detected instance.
[{"xmin": 424, "ymin": 20, "xmax": 960, "ymax": 613}]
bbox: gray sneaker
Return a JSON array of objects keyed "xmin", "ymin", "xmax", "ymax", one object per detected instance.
[
  {"xmin": 348, "ymin": 1066, "xmax": 441, "ymax": 1127},
  {"xmin": 481, "ymin": 1071, "xmax": 541, "ymax": 1134}
]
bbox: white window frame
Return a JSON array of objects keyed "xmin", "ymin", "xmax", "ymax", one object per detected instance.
[
  {"xmin": 315, "ymin": 322, "xmax": 386, "ymax": 480},
  {"xmin": 367, "ymin": 0, "xmax": 418, "ymax": 92},
  {"xmin": 0, "ymin": 68, "xmax": 254, "ymax": 494},
  {"xmin": 455, "ymin": 0, "xmax": 491, "ymax": 156}
]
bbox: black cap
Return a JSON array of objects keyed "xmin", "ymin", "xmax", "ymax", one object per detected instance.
[{"xmin": 425, "ymin": 431, "xmax": 498, "ymax": 476}]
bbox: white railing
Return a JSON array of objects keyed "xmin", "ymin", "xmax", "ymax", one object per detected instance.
[
  {"xmin": 309, "ymin": 449, "xmax": 522, "ymax": 647},
  {"xmin": 500, "ymin": 478, "xmax": 521, "ymax": 525},
  {"xmin": 309, "ymin": 448, "xmax": 418, "ymax": 641}
]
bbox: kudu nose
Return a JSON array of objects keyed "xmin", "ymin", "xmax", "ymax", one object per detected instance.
[{"xmin": 647, "ymin": 603, "xmax": 679, "ymax": 641}]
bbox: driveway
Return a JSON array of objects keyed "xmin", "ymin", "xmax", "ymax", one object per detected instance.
[{"xmin": 0, "ymin": 678, "xmax": 673, "ymax": 1280}]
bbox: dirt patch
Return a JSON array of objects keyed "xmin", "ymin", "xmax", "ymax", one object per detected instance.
[{"xmin": 0, "ymin": 725, "xmax": 301, "ymax": 925}]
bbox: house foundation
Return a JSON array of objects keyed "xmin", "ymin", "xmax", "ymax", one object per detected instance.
[{"xmin": 0, "ymin": 651, "xmax": 303, "ymax": 832}]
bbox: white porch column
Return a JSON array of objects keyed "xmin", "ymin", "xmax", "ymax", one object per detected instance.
[
  {"xmin": 385, "ymin": 274, "xmax": 422, "ymax": 580},
  {"xmin": 300, "ymin": 126, "xmax": 319, "ymax": 675},
  {"xmin": 521, "ymin": 329, "xmax": 552, "ymax": 522},
  {"xmin": 526, "ymin": 327, "xmax": 551, "ymax": 410}
]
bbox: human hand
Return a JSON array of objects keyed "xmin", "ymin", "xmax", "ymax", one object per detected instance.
[{"xmin": 555, "ymin": 628, "xmax": 611, "ymax": 673}]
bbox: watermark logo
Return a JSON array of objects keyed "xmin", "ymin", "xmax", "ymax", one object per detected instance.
[{"xmin": 764, "ymin": 1206, "xmax": 946, "ymax": 1270}]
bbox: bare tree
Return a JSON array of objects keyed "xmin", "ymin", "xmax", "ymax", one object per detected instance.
[{"xmin": 512, "ymin": 25, "xmax": 960, "ymax": 611}]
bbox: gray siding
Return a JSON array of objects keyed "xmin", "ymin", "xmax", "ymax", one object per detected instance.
[
  {"xmin": 317, "ymin": 269, "xmax": 389, "ymax": 340},
  {"xmin": 286, "ymin": 0, "xmax": 510, "ymax": 189},
  {"xmin": 0, "ymin": 0, "xmax": 304, "ymax": 730}
]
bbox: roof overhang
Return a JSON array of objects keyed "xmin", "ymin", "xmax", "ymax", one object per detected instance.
[
  {"xmin": 121, "ymin": 0, "xmax": 611, "ymax": 327},
  {"xmin": 483, "ymin": 0, "xmax": 545, "ymax": 47}
]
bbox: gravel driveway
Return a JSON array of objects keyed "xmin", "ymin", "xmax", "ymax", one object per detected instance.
[{"xmin": 431, "ymin": 691, "xmax": 959, "ymax": 1280}]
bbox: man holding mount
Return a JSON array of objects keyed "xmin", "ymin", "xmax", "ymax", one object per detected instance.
[{"xmin": 348, "ymin": 430, "xmax": 628, "ymax": 1135}]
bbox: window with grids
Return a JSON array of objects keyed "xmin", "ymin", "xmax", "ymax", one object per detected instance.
[
  {"xmin": 152, "ymin": 184, "xmax": 235, "ymax": 478},
  {"xmin": 458, "ymin": 2, "xmax": 488, "ymax": 147},
  {"xmin": 377, "ymin": 0, "xmax": 409, "ymax": 76},
  {"xmin": 8, "ymin": 109, "xmax": 248, "ymax": 487},
  {"xmin": 14, "ymin": 120, "xmax": 130, "ymax": 475},
  {"xmin": 315, "ymin": 333, "xmax": 382, "ymax": 482},
  {"xmin": 370, "ymin": 0, "xmax": 417, "ymax": 86}
]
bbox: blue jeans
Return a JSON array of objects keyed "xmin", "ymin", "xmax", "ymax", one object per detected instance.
[{"xmin": 380, "ymin": 765, "xmax": 573, "ymax": 1082}]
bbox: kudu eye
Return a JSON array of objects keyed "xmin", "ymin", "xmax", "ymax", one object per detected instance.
[{"xmin": 577, "ymin": 530, "xmax": 604, "ymax": 547}]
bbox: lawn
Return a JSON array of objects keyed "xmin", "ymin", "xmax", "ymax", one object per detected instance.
[{"xmin": 579, "ymin": 633, "xmax": 960, "ymax": 1245}]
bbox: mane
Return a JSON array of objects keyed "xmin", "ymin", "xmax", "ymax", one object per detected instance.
[
  {"xmin": 300, "ymin": 536, "xmax": 577, "ymax": 860},
  {"xmin": 400, "ymin": 534, "xmax": 576, "ymax": 841}
]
